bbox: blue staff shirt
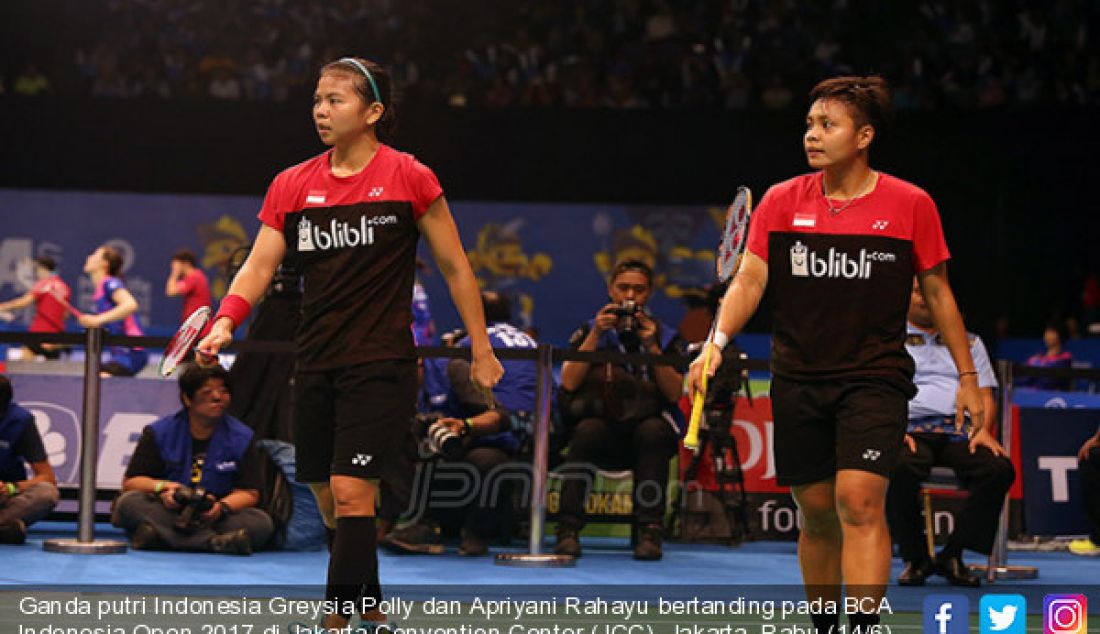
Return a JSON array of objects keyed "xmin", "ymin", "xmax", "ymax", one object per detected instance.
[{"xmin": 906, "ymin": 322, "xmax": 997, "ymax": 438}]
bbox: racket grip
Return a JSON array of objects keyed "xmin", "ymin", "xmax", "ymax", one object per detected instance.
[
  {"xmin": 684, "ymin": 395, "xmax": 704, "ymax": 450},
  {"xmin": 683, "ymin": 345, "xmax": 712, "ymax": 450}
]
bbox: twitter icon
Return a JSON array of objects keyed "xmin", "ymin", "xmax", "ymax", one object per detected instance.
[{"xmin": 981, "ymin": 594, "xmax": 1027, "ymax": 634}]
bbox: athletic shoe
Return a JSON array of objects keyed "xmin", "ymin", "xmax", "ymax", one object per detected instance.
[
  {"xmin": 553, "ymin": 527, "xmax": 581, "ymax": 558},
  {"xmin": 0, "ymin": 519, "xmax": 27, "ymax": 545},
  {"xmin": 633, "ymin": 524, "xmax": 663, "ymax": 561},
  {"xmin": 130, "ymin": 522, "xmax": 162, "ymax": 551},
  {"xmin": 208, "ymin": 528, "xmax": 253, "ymax": 556},
  {"xmin": 1068, "ymin": 538, "xmax": 1100, "ymax": 556},
  {"xmin": 380, "ymin": 520, "xmax": 444, "ymax": 555},
  {"xmin": 458, "ymin": 530, "xmax": 489, "ymax": 557}
]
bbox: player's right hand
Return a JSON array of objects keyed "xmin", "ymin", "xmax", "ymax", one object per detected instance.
[
  {"xmin": 687, "ymin": 342, "xmax": 723, "ymax": 401},
  {"xmin": 195, "ymin": 317, "xmax": 234, "ymax": 362}
]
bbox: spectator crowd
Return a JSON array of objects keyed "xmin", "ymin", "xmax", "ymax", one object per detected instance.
[{"xmin": 3, "ymin": 0, "xmax": 1099, "ymax": 109}]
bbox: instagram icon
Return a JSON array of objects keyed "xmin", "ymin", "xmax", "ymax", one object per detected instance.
[{"xmin": 1044, "ymin": 595, "xmax": 1087, "ymax": 634}]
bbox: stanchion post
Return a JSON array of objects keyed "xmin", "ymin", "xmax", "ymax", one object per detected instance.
[
  {"xmin": 43, "ymin": 327, "xmax": 127, "ymax": 554},
  {"xmin": 970, "ymin": 360, "xmax": 1036, "ymax": 580},
  {"xmin": 496, "ymin": 343, "xmax": 573, "ymax": 566}
]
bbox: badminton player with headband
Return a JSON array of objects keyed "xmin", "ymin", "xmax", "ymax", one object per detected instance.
[
  {"xmin": 196, "ymin": 57, "xmax": 503, "ymax": 632},
  {"xmin": 687, "ymin": 76, "xmax": 983, "ymax": 634}
]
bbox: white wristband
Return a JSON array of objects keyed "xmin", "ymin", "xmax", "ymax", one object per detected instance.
[{"xmin": 712, "ymin": 330, "xmax": 729, "ymax": 350}]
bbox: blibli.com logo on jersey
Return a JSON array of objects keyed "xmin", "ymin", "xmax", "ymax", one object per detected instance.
[
  {"xmin": 789, "ymin": 240, "xmax": 895, "ymax": 280},
  {"xmin": 297, "ymin": 215, "xmax": 395, "ymax": 252}
]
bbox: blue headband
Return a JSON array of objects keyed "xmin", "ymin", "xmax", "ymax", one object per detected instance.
[{"xmin": 339, "ymin": 57, "xmax": 382, "ymax": 104}]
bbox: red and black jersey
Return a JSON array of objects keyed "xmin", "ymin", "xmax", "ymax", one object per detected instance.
[
  {"xmin": 258, "ymin": 144, "xmax": 442, "ymax": 371},
  {"xmin": 745, "ymin": 171, "xmax": 950, "ymax": 385}
]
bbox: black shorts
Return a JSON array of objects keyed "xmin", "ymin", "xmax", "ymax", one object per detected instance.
[
  {"xmin": 770, "ymin": 375, "xmax": 909, "ymax": 487},
  {"xmin": 293, "ymin": 360, "xmax": 418, "ymax": 483}
]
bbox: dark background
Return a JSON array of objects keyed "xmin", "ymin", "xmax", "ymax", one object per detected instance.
[
  {"xmin": 3, "ymin": 97, "xmax": 1095, "ymax": 342},
  {"xmin": 1, "ymin": 2, "xmax": 1097, "ymax": 342}
]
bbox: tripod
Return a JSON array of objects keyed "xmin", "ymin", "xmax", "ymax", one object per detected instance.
[{"xmin": 678, "ymin": 408, "xmax": 750, "ymax": 544}]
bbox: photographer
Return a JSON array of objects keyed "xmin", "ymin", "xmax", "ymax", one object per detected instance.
[
  {"xmin": 556, "ymin": 259, "xmax": 686, "ymax": 560},
  {"xmin": 112, "ymin": 364, "xmax": 273, "ymax": 555},
  {"xmin": 0, "ymin": 375, "xmax": 60, "ymax": 544},
  {"xmin": 383, "ymin": 291, "xmax": 539, "ymax": 556}
]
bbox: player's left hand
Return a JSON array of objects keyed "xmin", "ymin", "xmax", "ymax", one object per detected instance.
[
  {"xmin": 955, "ymin": 378, "xmax": 985, "ymax": 434},
  {"xmin": 969, "ymin": 427, "xmax": 1006, "ymax": 457}
]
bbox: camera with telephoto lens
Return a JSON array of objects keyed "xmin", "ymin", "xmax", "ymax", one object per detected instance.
[
  {"xmin": 171, "ymin": 485, "xmax": 216, "ymax": 533},
  {"xmin": 414, "ymin": 413, "xmax": 465, "ymax": 461},
  {"xmin": 612, "ymin": 299, "xmax": 641, "ymax": 347}
]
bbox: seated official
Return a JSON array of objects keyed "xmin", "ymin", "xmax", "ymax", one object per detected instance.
[
  {"xmin": 1069, "ymin": 424, "xmax": 1100, "ymax": 556},
  {"xmin": 112, "ymin": 364, "xmax": 273, "ymax": 555},
  {"xmin": 886, "ymin": 279, "xmax": 1014, "ymax": 586},
  {"xmin": 383, "ymin": 291, "xmax": 539, "ymax": 556},
  {"xmin": 0, "ymin": 375, "xmax": 60, "ymax": 544},
  {"xmin": 556, "ymin": 259, "xmax": 686, "ymax": 560}
]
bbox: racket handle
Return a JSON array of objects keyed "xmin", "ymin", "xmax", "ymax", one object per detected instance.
[
  {"xmin": 683, "ymin": 345, "xmax": 712, "ymax": 450},
  {"xmin": 684, "ymin": 394, "xmax": 704, "ymax": 450}
]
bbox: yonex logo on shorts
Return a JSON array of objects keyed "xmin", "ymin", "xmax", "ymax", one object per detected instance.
[
  {"xmin": 862, "ymin": 449, "xmax": 881, "ymax": 461},
  {"xmin": 352, "ymin": 454, "xmax": 373, "ymax": 466}
]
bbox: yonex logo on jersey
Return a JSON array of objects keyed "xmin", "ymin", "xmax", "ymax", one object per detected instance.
[
  {"xmin": 789, "ymin": 240, "xmax": 896, "ymax": 280},
  {"xmin": 368, "ymin": 187, "xmax": 384, "ymax": 197},
  {"xmin": 872, "ymin": 220, "xmax": 889, "ymax": 230},
  {"xmin": 352, "ymin": 454, "xmax": 373, "ymax": 466},
  {"xmin": 862, "ymin": 449, "xmax": 881, "ymax": 461},
  {"xmin": 297, "ymin": 216, "xmax": 377, "ymax": 252}
]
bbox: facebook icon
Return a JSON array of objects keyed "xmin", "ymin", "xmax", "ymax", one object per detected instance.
[{"xmin": 924, "ymin": 595, "xmax": 969, "ymax": 634}]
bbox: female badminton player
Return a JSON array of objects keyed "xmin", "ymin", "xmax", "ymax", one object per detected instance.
[
  {"xmin": 197, "ymin": 57, "xmax": 503, "ymax": 632},
  {"xmin": 688, "ymin": 76, "xmax": 984, "ymax": 634}
]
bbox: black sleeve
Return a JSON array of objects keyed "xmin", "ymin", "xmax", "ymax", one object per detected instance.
[
  {"xmin": 13, "ymin": 418, "xmax": 48, "ymax": 466},
  {"xmin": 124, "ymin": 427, "xmax": 167, "ymax": 479},
  {"xmin": 230, "ymin": 440, "xmax": 265, "ymax": 493}
]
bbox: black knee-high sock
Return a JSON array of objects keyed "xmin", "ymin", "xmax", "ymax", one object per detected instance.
[
  {"xmin": 849, "ymin": 611, "xmax": 880, "ymax": 633},
  {"xmin": 326, "ymin": 517, "xmax": 379, "ymax": 618},
  {"xmin": 811, "ymin": 612, "xmax": 839, "ymax": 634}
]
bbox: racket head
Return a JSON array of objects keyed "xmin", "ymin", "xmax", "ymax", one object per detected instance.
[
  {"xmin": 716, "ymin": 186, "xmax": 753, "ymax": 283},
  {"xmin": 158, "ymin": 306, "xmax": 213, "ymax": 377}
]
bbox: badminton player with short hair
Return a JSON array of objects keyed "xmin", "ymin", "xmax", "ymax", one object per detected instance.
[
  {"xmin": 165, "ymin": 249, "xmax": 211, "ymax": 326},
  {"xmin": 0, "ymin": 256, "xmax": 71, "ymax": 359},
  {"xmin": 197, "ymin": 56, "xmax": 503, "ymax": 632},
  {"xmin": 688, "ymin": 76, "xmax": 984, "ymax": 633}
]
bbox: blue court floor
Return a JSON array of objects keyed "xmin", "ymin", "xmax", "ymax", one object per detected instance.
[{"xmin": 1, "ymin": 522, "xmax": 1098, "ymax": 618}]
